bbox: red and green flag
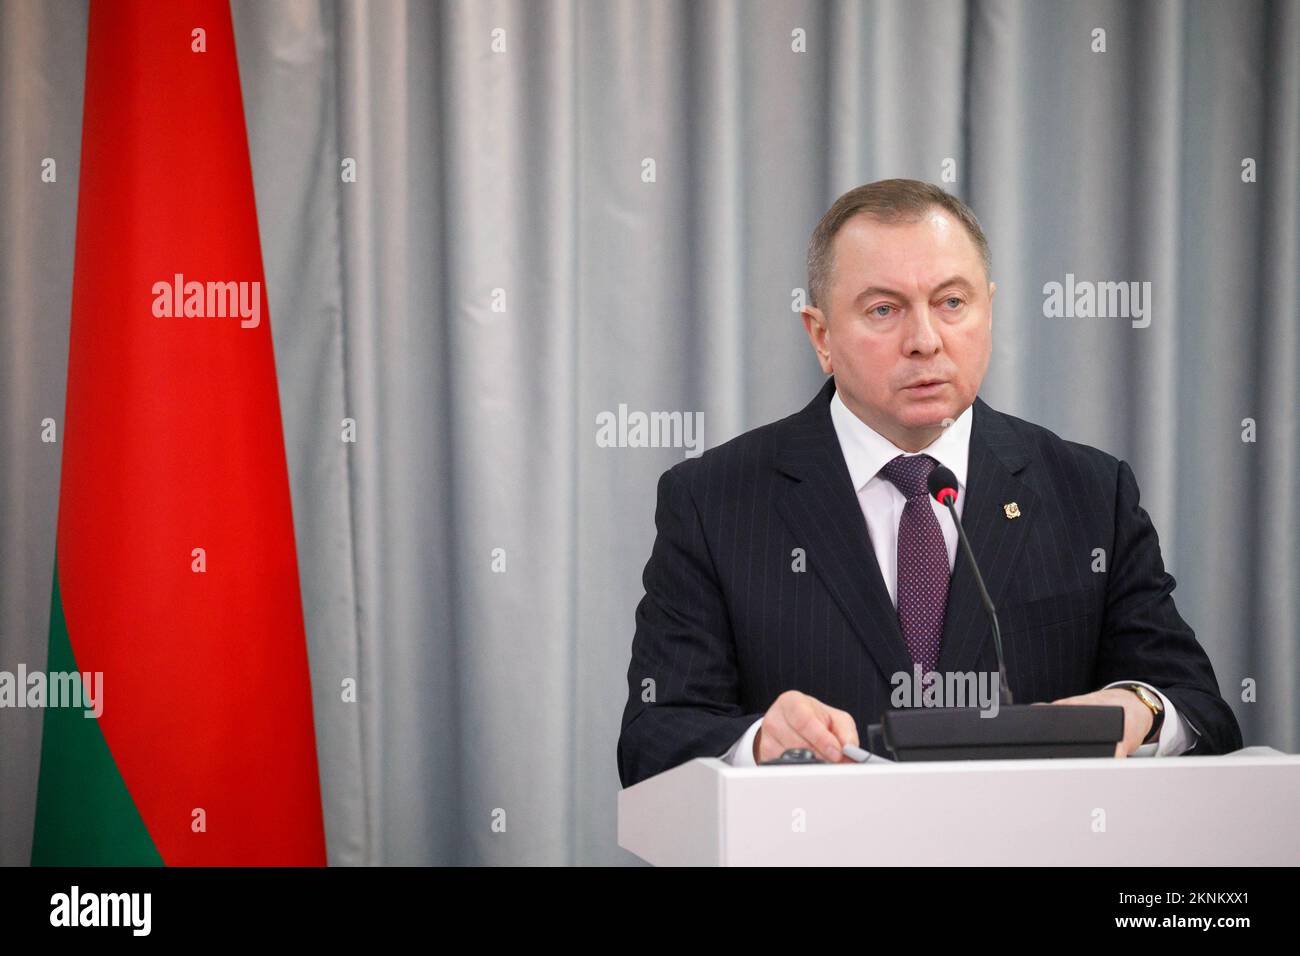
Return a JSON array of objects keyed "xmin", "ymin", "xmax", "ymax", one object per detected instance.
[{"xmin": 32, "ymin": 0, "xmax": 326, "ymax": 865}]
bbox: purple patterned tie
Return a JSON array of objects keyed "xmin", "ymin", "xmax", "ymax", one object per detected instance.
[{"xmin": 879, "ymin": 454, "xmax": 949, "ymax": 675}]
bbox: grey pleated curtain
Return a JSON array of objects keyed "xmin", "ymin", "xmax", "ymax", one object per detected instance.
[{"xmin": 1, "ymin": 0, "xmax": 1296, "ymax": 866}]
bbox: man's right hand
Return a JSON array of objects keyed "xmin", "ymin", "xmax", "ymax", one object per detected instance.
[{"xmin": 754, "ymin": 690, "xmax": 860, "ymax": 763}]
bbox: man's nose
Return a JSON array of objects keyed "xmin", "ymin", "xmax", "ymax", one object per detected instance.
[{"xmin": 901, "ymin": 305, "xmax": 942, "ymax": 355}]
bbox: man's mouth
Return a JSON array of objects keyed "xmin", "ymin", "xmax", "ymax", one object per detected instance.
[{"xmin": 903, "ymin": 379, "xmax": 947, "ymax": 391}]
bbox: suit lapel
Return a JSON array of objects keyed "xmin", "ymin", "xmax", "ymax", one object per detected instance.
[
  {"xmin": 774, "ymin": 379, "xmax": 914, "ymax": 683},
  {"xmin": 934, "ymin": 397, "xmax": 1038, "ymax": 678}
]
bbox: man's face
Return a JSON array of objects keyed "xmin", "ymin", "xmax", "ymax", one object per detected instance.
[{"xmin": 801, "ymin": 207, "xmax": 995, "ymax": 452}]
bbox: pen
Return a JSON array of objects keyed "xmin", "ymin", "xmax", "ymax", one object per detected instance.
[{"xmin": 842, "ymin": 744, "xmax": 872, "ymax": 763}]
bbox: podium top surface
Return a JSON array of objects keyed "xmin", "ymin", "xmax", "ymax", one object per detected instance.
[{"xmin": 697, "ymin": 745, "xmax": 1295, "ymax": 778}]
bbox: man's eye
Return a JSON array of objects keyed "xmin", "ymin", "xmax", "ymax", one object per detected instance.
[
  {"xmin": 943, "ymin": 297, "xmax": 964, "ymax": 309},
  {"xmin": 870, "ymin": 304, "xmax": 894, "ymax": 317}
]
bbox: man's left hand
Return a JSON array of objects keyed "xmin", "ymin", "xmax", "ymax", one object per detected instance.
[{"xmin": 1049, "ymin": 688, "xmax": 1154, "ymax": 758}]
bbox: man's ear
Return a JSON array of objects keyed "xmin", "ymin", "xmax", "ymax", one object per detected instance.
[
  {"xmin": 801, "ymin": 305, "xmax": 834, "ymax": 374},
  {"xmin": 988, "ymin": 280, "xmax": 996, "ymax": 301}
]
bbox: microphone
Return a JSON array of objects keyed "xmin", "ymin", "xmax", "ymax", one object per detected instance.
[
  {"xmin": 868, "ymin": 460, "xmax": 1125, "ymax": 761},
  {"xmin": 927, "ymin": 465, "xmax": 1013, "ymax": 705}
]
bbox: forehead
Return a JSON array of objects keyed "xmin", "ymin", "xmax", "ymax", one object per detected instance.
[{"xmin": 831, "ymin": 208, "xmax": 983, "ymax": 294}]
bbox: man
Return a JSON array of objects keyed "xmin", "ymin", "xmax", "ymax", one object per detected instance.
[{"xmin": 617, "ymin": 179, "xmax": 1242, "ymax": 788}]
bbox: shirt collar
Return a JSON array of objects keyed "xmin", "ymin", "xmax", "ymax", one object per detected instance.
[{"xmin": 829, "ymin": 387, "xmax": 973, "ymax": 493}]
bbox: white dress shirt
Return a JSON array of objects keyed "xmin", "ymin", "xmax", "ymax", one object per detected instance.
[{"xmin": 722, "ymin": 390, "xmax": 1199, "ymax": 765}]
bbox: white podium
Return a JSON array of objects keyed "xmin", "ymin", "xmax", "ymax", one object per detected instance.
[{"xmin": 617, "ymin": 746, "xmax": 1300, "ymax": 865}]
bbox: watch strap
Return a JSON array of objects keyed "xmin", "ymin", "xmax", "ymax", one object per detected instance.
[{"xmin": 1119, "ymin": 683, "xmax": 1164, "ymax": 744}]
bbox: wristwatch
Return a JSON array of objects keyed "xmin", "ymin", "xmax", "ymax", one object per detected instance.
[{"xmin": 1117, "ymin": 683, "xmax": 1164, "ymax": 744}]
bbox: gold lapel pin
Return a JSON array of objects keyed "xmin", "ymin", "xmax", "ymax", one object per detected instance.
[{"xmin": 1003, "ymin": 502, "xmax": 1021, "ymax": 519}]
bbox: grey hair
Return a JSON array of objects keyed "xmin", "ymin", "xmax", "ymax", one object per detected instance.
[{"xmin": 806, "ymin": 179, "xmax": 991, "ymax": 313}]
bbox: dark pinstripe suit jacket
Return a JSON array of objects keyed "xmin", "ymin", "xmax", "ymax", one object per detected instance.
[{"xmin": 617, "ymin": 377, "xmax": 1242, "ymax": 787}]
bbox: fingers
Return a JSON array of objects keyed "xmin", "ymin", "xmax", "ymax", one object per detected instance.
[
  {"xmin": 787, "ymin": 701, "xmax": 843, "ymax": 762},
  {"xmin": 758, "ymin": 692, "xmax": 861, "ymax": 763},
  {"xmin": 825, "ymin": 707, "xmax": 861, "ymax": 756}
]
